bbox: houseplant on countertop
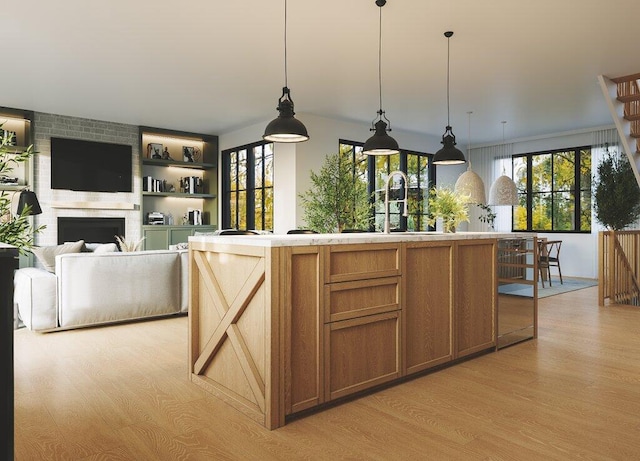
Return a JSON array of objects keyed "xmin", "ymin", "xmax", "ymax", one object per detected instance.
[
  {"xmin": 0, "ymin": 126, "xmax": 44, "ymax": 253},
  {"xmin": 426, "ymin": 185, "xmax": 470, "ymax": 233}
]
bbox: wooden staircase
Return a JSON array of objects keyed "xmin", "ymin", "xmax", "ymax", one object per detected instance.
[{"xmin": 598, "ymin": 73, "xmax": 640, "ymax": 184}]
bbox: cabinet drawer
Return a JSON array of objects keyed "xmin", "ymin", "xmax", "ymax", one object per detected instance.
[
  {"xmin": 325, "ymin": 243, "xmax": 400, "ymax": 283},
  {"xmin": 324, "ymin": 276, "xmax": 400, "ymax": 323},
  {"xmin": 324, "ymin": 311, "xmax": 401, "ymax": 401}
]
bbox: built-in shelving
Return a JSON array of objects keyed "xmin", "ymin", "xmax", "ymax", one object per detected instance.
[
  {"xmin": 139, "ymin": 126, "xmax": 218, "ymax": 250},
  {"xmin": 0, "ymin": 107, "xmax": 35, "ymax": 267}
]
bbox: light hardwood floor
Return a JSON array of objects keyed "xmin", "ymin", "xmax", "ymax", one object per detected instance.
[{"xmin": 14, "ymin": 286, "xmax": 640, "ymax": 460}]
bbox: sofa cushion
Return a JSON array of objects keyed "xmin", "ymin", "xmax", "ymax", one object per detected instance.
[
  {"xmin": 57, "ymin": 250, "xmax": 182, "ymax": 328},
  {"xmin": 32, "ymin": 240, "xmax": 85, "ymax": 273},
  {"xmin": 92, "ymin": 243, "xmax": 119, "ymax": 253}
]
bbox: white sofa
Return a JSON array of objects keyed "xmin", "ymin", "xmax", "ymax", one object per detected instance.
[{"xmin": 14, "ymin": 249, "xmax": 188, "ymax": 332}]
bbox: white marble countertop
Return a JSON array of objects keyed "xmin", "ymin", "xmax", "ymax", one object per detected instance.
[{"xmin": 189, "ymin": 231, "xmax": 535, "ymax": 247}]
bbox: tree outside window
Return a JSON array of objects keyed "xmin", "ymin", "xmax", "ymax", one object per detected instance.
[
  {"xmin": 222, "ymin": 142, "xmax": 273, "ymax": 231},
  {"xmin": 513, "ymin": 147, "xmax": 591, "ymax": 232}
]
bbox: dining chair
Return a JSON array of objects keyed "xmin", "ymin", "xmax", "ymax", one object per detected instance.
[{"xmin": 538, "ymin": 239, "xmax": 563, "ymax": 287}]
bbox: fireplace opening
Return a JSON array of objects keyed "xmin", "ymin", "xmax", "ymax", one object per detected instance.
[{"xmin": 57, "ymin": 217, "xmax": 125, "ymax": 245}]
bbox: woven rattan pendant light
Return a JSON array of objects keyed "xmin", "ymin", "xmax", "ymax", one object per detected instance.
[{"xmin": 488, "ymin": 121, "xmax": 518, "ymax": 206}]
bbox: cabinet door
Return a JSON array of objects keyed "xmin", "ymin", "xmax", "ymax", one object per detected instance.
[
  {"xmin": 455, "ymin": 239, "xmax": 497, "ymax": 358},
  {"xmin": 143, "ymin": 228, "xmax": 169, "ymax": 250},
  {"xmin": 403, "ymin": 242, "xmax": 454, "ymax": 375},
  {"xmin": 284, "ymin": 247, "xmax": 324, "ymax": 415},
  {"xmin": 169, "ymin": 228, "xmax": 193, "ymax": 246},
  {"xmin": 325, "ymin": 311, "xmax": 401, "ymax": 401}
]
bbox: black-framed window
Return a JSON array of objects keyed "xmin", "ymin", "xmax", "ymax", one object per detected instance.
[
  {"xmin": 513, "ymin": 147, "xmax": 591, "ymax": 232},
  {"xmin": 339, "ymin": 140, "xmax": 435, "ymax": 231},
  {"xmin": 222, "ymin": 141, "xmax": 274, "ymax": 231}
]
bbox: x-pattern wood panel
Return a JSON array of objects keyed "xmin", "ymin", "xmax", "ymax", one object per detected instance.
[{"xmin": 192, "ymin": 250, "xmax": 266, "ymax": 411}]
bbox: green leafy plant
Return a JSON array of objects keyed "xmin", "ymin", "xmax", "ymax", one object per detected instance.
[
  {"xmin": 426, "ymin": 185, "xmax": 470, "ymax": 233},
  {"xmin": 477, "ymin": 203, "xmax": 497, "ymax": 230},
  {"xmin": 0, "ymin": 126, "xmax": 44, "ymax": 253},
  {"xmin": 299, "ymin": 153, "xmax": 371, "ymax": 233},
  {"xmin": 593, "ymin": 150, "xmax": 640, "ymax": 231}
]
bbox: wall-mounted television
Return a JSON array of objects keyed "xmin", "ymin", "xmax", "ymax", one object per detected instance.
[{"xmin": 50, "ymin": 137, "xmax": 132, "ymax": 192}]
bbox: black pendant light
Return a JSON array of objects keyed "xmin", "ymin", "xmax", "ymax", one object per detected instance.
[
  {"xmin": 363, "ymin": 0, "xmax": 399, "ymax": 156},
  {"xmin": 263, "ymin": 0, "xmax": 309, "ymax": 143},
  {"xmin": 16, "ymin": 189, "xmax": 42, "ymax": 215},
  {"xmin": 433, "ymin": 31, "xmax": 466, "ymax": 165}
]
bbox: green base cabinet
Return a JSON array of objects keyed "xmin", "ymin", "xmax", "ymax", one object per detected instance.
[{"xmin": 143, "ymin": 225, "xmax": 217, "ymax": 250}]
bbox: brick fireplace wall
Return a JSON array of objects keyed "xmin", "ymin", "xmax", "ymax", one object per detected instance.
[{"xmin": 32, "ymin": 112, "xmax": 141, "ymax": 246}]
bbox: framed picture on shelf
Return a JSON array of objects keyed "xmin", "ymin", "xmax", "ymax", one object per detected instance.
[
  {"xmin": 147, "ymin": 143, "xmax": 163, "ymax": 159},
  {"xmin": 183, "ymin": 146, "xmax": 195, "ymax": 163}
]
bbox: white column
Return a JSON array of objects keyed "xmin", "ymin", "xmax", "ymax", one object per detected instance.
[{"xmin": 273, "ymin": 143, "xmax": 297, "ymax": 234}]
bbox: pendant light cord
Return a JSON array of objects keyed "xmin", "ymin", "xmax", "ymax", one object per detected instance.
[
  {"xmin": 284, "ymin": 0, "xmax": 288, "ymax": 88},
  {"xmin": 467, "ymin": 111, "xmax": 472, "ymax": 169},
  {"xmin": 378, "ymin": 4, "xmax": 383, "ymax": 112},
  {"xmin": 501, "ymin": 121, "xmax": 507, "ymax": 175},
  {"xmin": 446, "ymin": 34, "xmax": 451, "ymax": 127}
]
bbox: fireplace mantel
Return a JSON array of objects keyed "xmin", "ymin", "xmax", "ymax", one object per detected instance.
[{"xmin": 50, "ymin": 201, "xmax": 137, "ymax": 210}]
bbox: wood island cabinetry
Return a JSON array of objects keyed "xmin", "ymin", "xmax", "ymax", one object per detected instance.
[
  {"xmin": 403, "ymin": 241, "xmax": 454, "ymax": 374},
  {"xmin": 455, "ymin": 239, "xmax": 497, "ymax": 358},
  {"xmin": 323, "ymin": 244, "xmax": 402, "ymax": 401},
  {"xmin": 189, "ymin": 234, "xmax": 507, "ymax": 429}
]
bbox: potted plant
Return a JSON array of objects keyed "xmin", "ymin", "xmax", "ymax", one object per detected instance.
[
  {"xmin": 593, "ymin": 149, "xmax": 640, "ymax": 230},
  {"xmin": 0, "ymin": 126, "xmax": 44, "ymax": 253},
  {"xmin": 426, "ymin": 185, "xmax": 470, "ymax": 233},
  {"xmin": 299, "ymin": 153, "xmax": 371, "ymax": 233}
]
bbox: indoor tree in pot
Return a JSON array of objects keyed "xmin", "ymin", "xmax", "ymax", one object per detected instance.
[
  {"xmin": 0, "ymin": 127, "xmax": 44, "ymax": 253},
  {"xmin": 426, "ymin": 185, "xmax": 470, "ymax": 233},
  {"xmin": 593, "ymin": 149, "xmax": 640, "ymax": 231},
  {"xmin": 299, "ymin": 153, "xmax": 371, "ymax": 233}
]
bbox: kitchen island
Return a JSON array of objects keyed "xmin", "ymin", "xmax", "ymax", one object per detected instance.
[{"xmin": 188, "ymin": 232, "xmax": 530, "ymax": 429}]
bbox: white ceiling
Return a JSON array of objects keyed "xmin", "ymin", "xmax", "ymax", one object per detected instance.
[{"xmin": 2, "ymin": 0, "xmax": 637, "ymax": 146}]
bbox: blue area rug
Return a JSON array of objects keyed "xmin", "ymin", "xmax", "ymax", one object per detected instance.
[{"xmin": 498, "ymin": 277, "xmax": 598, "ymax": 298}]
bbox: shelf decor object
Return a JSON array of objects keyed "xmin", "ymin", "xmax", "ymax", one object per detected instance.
[
  {"xmin": 263, "ymin": 0, "xmax": 309, "ymax": 143},
  {"xmin": 433, "ymin": 31, "xmax": 466, "ymax": 165},
  {"xmin": 363, "ymin": 0, "xmax": 399, "ymax": 156},
  {"xmin": 488, "ymin": 121, "xmax": 518, "ymax": 206},
  {"xmin": 455, "ymin": 111, "xmax": 486, "ymax": 204}
]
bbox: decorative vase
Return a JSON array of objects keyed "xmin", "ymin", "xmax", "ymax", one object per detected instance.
[{"xmin": 443, "ymin": 222, "xmax": 457, "ymax": 233}]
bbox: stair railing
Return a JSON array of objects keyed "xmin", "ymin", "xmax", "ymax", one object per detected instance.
[{"xmin": 599, "ymin": 230, "xmax": 640, "ymax": 306}]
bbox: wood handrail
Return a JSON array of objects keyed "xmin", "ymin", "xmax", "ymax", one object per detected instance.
[{"xmin": 611, "ymin": 73, "xmax": 640, "ymax": 84}]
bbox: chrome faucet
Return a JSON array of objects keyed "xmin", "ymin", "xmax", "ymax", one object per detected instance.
[{"xmin": 384, "ymin": 170, "xmax": 409, "ymax": 233}]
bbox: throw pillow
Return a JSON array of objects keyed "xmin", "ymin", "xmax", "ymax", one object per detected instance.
[
  {"xmin": 92, "ymin": 243, "xmax": 119, "ymax": 253},
  {"xmin": 31, "ymin": 240, "xmax": 85, "ymax": 273}
]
